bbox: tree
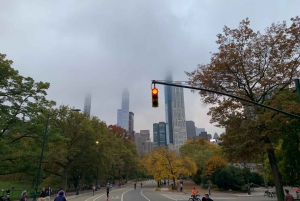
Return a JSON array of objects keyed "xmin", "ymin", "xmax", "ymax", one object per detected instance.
[
  {"xmin": 180, "ymin": 138, "xmax": 219, "ymax": 184},
  {"xmin": 186, "ymin": 17, "xmax": 300, "ymax": 201},
  {"xmin": 0, "ymin": 53, "xmax": 55, "ymax": 177},
  {"xmin": 204, "ymin": 155, "xmax": 227, "ymax": 177},
  {"xmin": 211, "ymin": 166, "xmax": 245, "ymax": 190},
  {"xmin": 140, "ymin": 146, "xmax": 197, "ymax": 186}
]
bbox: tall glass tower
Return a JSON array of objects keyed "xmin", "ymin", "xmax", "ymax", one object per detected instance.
[
  {"xmin": 83, "ymin": 94, "xmax": 91, "ymax": 117},
  {"xmin": 117, "ymin": 89, "xmax": 129, "ymax": 131},
  {"xmin": 164, "ymin": 75, "xmax": 187, "ymax": 152}
]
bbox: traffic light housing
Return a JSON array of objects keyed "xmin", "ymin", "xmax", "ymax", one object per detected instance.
[{"xmin": 152, "ymin": 87, "xmax": 159, "ymax": 107}]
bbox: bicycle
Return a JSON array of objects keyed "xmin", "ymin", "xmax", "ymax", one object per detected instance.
[{"xmin": 188, "ymin": 194, "xmax": 200, "ymax": 201}]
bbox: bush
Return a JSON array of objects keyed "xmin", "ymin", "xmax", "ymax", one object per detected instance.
[
  {"xmin": 249, "ymin": 172, "xmax": 264, "ymax": 185},
  {"xmin": 211, "ymin": 166, "xmax": 245, "ymax": 190}
]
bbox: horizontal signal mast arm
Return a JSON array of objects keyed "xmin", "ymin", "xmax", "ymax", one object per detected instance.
[{"xmin": 152, "ymin": 80, "xmax": 300, "ymax": 119}]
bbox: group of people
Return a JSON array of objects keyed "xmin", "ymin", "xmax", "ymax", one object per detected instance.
[{"xmin": 192, "ymin": 186, "xmax": 213, "ymax": 201}]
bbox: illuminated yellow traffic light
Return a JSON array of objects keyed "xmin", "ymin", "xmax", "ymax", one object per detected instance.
[{"xmin": 152, "ymin": 87, "xmax": 159, "ymax": 107}]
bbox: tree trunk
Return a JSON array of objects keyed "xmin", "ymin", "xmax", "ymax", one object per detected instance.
[
  {"xmin": 62, "ymin": 167, "xmax": 68, "ymax": 191},
  {"xmin": 267, "ymin": 148, "xmax": 284, "ymax": 201},
  {"xmin": 172, "ymin": 177, "xmax": 176, "ymax": 189}
]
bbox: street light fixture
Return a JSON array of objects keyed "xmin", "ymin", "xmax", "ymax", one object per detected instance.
[{"xmin": 33, "ymin": 109, "xmax": 81, "ymax": 201}]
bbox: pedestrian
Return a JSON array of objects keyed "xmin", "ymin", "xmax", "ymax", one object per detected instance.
[
  {"xmin": 284, "ymin": 189, "xmax": 294, "ymax": 201},
  {"xmin": 20, "ymin": 188, "xmax": 26, "ymax": 199},
  {"xmin": 56, "ymin": 188, "xmax": 65, "ymax": 197},
  {"xmin": 92, "ymin": 186, "xmax": 95, "ymax": 196},
  {"xmin": 40, "ymin": 187, "xmax": 46, "ymax": 197},
  {"xmin": 19, "ymin": 192, "xmax": 27, "ymax": 201},
  {"xmin": 134, "ymin": 183, "xmax": 136, "ymax": 189},
  {"xmin": 180, "ymin": 183, "xmax": 183, "ymax": 192},
  {"xmin": 54, "ymin": 192, "xmax": 66, "ymax": 201},
  {"xmin": 208, "ymin": 186, "xmax": 211, "ymax": 195},
  {"xmin": 106, "ymin": 183, "xmax": 110, "ymax": 199},
  {"xmin": 141, "ymin": 183, "xmax": 142, "ymax": 188},
  {"xmin": 202, "ymin": 193, "xmax": 213, "ymax": 201},
  {"xmin": 6, "ymin": 189, "xmax": 10, "ymax": 201}
]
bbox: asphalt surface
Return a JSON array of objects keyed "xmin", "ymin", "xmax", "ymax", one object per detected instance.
[{"xmin": 26, "ymin": 181, "xmax": 299, "ymax": 201}]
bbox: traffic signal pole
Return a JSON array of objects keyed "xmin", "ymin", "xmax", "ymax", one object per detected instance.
[{"xmin": 152, "ymin": 80, "xmax": 300, "ymax": 119}]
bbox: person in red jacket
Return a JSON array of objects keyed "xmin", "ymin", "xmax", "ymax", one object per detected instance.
[
  {"xmin": 192, "ymin": 187, "xmax": 197, "ymax": 200},
  {"xmin": 285, "ymin": 189, "xmax": 294, "ymax": 201}
]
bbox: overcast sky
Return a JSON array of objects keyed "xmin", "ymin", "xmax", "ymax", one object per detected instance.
[{"xmin": 1, "ymin": 0, "xmax": 299, "ymax": 140}]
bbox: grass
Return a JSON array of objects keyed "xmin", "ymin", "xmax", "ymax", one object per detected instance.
[{"xmin": 0, "ymin": 181, "xmax": 34, "ymax": 200}]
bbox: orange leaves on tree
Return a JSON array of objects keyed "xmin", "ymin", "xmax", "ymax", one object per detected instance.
[{"xmin": 204, "ymin": 155, "xmax": 227, "ymax": 177}]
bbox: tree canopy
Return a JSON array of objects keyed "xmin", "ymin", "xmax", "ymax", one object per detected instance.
[{"xmin": 186, "ymin": 17, "xmax": 300, "ymax": 201}]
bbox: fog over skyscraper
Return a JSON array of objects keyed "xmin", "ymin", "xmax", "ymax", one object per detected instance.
[
  {"xmin": 164, "ymin": 74, "xmax": 187, "ymax": 152},
  {"xmin": 117, "ymin": 89, "xmax": 129, "ymax": 131},
  {"xmin": 84, "ymin": 94, "xmax": 91, "ymax": 117}
]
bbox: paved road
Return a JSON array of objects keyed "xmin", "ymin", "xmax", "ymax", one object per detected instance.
[{"xmin": 67, "ymin": 181, "xmax": 279, "ymax": 201}]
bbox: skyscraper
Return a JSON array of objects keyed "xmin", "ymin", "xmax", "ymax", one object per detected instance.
[
  {"xmin": 164, "ymin": 75, "xmax": 187, "ymax": 152},
  {"xmin": 129, "ymin": 112, "xmax": 134, "ymax": 140},
  {"xmin": 165, "ymin": 75, "xmax": 173, "ymax": 144},
  {"xmin": 117, "ymin": 89, "xmax": 129, "ymax": 131},
  {"xmin": 153, "ymin": 122, "xmax": 167, "ymax": 147},
  {"xmin": 84, "ymin": 94, "xmax": 91, "ymax": 117},
  {"xmin": 134, "ymin": 130, "xmax": 150, "ymax": 156},
  {"xmin": 186, "ymin": 121, "xmax": 196, "ymax": 140}
]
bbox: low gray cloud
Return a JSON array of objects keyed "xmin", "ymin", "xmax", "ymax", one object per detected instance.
[{"xmin": 1, "ymin": 0, "xmax": 299, "ymax": 139}]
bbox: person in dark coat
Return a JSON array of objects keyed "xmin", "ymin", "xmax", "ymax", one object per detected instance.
[{"xmin": 54, "ymin": 192, "xmax": 66, "ymax": 201}]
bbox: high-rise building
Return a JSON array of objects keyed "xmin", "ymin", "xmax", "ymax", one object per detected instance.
[
  {"xmin": 142, "ymin": 139, "xmax": 153, "ymax": 154},
  {"xmin": 134, "ymin": 130, "xmax": 150, "ymax": 156},
  {"xmin": 117, "ymin": 89, "xmax": 129, "ymax": 130},
  {"xmin": 84, "ymin": 94, "xmax": 91, "ymax": 117},
  {"xmin": 153, "ymin": 122, "xmax": 167, "ymax": 147},
  {"xmin": 186, "ymin": 121, "xmax": 196, "ymax": 140},
  {"xmin": 129, "ymin": 112, "xmax": 134, "ymax": 140},
  {"xmin": 195, "ymin": 127, "xmax": 205, "ymax": 136},
  {"xmin": 164, "ymin": 78, "xmax": 187, "ymax": 152},
  {"xmin": 165, "ymin": 77, "xmax": 173, "ymax": 144},
  {"xmin": 213, "ymin": 132, "xmax": 219, "ymax": 139},
  {"xmin": 199, "ymin": 131, "xmax": 208, "ymax": 141},
  {"xmin": 207, "ymin": 134, "xmax": 212, "ymax": 140}
]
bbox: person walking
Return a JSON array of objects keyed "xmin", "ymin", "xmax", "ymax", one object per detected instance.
[
  {"xmin": 134, "ymin": 183, "xmax": 136, "ymax": 189},
  {"xmin": 56, "ymin": 188, "xmax": 65, "ymax": 197},
  {"xmin": 180, "ymin": 183, "xmax": 183, "ymax": 192},
  {"xmin": 141, "ymin": 183, "xmax": 142, "ymax": 188},
  {"xmin": 40, "ymin": 188, "xmax": 46, "ymax": 198},
  {"xmin": 284, "ymin": 189, "xmax": 294, "ymax": 201},
  {"xmin": 208, "ymin": 186, "xmax": 211, "ymax": 195},
  {"xmin": 92, "ymin": 186, "xmax": 95, "ymax": 196},
  {"xmin": 106, "ymin": 183, "xmax": 110, "ymax": 200},
  {"xmin": 202, "ymin": 194, "xmax": 213, "ymax": 201},
  {"xmin": 54, "ymin": 192, "xmax": 66, "ymax": 201},
  {"xmin": 6, "ymin": 189, "xmax": 10, "ymax": 201},
  {"xmin": 19, "ymin": 192, "xmax": 27, "ymax": 201}
]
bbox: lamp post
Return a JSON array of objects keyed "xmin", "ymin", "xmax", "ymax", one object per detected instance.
[
  {"xmin": 76, "ymin": 147, "xmax": 83, "ymax": 195},
  {"xmin": 95, "ymin": 141, "xmax": 99, "ymax": 191},
  {"xmin": 33, "ymin": 109, "xmax": 80, "ymax": 201}
]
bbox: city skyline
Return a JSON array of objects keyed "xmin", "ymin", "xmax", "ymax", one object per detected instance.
[{"xmin": 1, "ymin": 1, "xmax": 298, "ymax": 141}]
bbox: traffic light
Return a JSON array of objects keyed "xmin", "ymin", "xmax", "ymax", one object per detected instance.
[{"xmin": 152, "ymin": 87, "xmax": 159, "ymax": 107}]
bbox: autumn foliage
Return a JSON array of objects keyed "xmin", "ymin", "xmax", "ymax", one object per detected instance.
[
  {"xmin": 140, "ymin": 146, "xmax": 197, "ymax": 186},
  {"xmin": 185, "ymin": 17, "xmax": 300, "ymax": 201}
]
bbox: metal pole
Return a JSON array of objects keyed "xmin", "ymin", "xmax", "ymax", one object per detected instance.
[
  {"xmin": 76, "ymin": 148, "xmax": 83, "ymax": 195},
  {"xmin": 33, "ymin": 114, "xmax": 50, "ymax": 201},
  {"xmin": 294, "ymin": 79, "xmax": 300, "ymax": 103},
  {"xmin": 152, "ymin": 80, "xmax": 300, "ymax": 119}
]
